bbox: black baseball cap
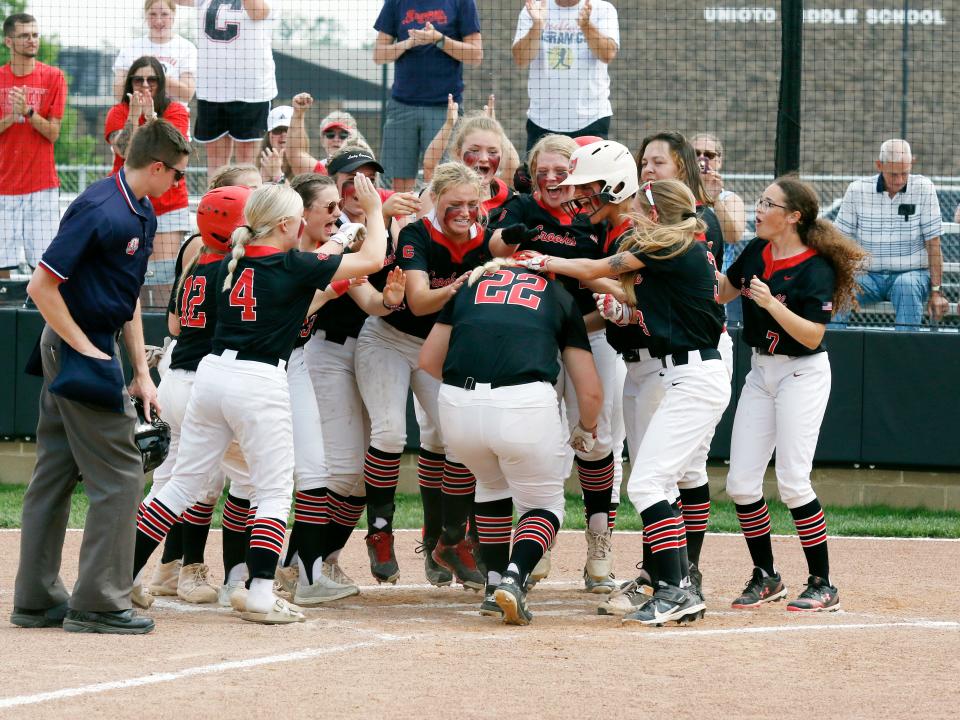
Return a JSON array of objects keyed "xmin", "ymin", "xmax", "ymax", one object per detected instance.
[{"xmin": 327, "ymin": 150, "xmax": 385, "ymax": 176}]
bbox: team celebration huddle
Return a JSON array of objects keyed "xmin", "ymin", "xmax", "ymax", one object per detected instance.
[{"xmin": 7, "ymin": 0, "xmax": 873, "ymax": 635}]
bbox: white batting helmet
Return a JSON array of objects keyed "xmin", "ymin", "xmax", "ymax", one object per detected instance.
[{"xmin": 559, "ymin": 141, "xmax": 639, "ymax": 205}]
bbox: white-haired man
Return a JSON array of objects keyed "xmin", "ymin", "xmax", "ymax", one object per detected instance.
[{"xmin": 835, "ymin": 139, "xmax": 947, "ymax": 329}]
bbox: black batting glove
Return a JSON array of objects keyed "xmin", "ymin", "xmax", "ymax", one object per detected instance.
[{"xmin": 500, "ymin": 224, "xmax": 540, "ymax": 246}]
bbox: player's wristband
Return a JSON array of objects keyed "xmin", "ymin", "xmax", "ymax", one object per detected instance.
[
  {"xmin": 331, "ymin": 279, "xmax": 351, "ymax": 296},
  {"xmin": 382, "ymin": 297, "xmax": 404, "ymax": 311},
  {"xmin": 25, "ymin": 107, "xmax": 35, "ymax": 119}
]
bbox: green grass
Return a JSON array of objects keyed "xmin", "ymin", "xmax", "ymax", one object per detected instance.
[{"xmin": 1, "ymin": 485, "xmax": 958, "ymax": 538}]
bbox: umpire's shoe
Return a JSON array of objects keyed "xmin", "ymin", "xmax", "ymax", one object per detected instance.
[
  {"xmin": 10, "ymin": 602, "xmax": 69, "ymax": 628},
  {"xmin": 621, "ymin": 584, "xmax": 705, "ymax": 627},
  {"xmin": 63, "ymin": 609, "xmax": 155, "ymax": 635},
  {"xmin": 494, "ymin": 575, "xmax": 532, "ymax": 626}
]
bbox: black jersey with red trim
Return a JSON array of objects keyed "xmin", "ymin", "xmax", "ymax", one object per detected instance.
[
  {"xmin": 313, "ymin": 235, "xmax": 397, "ymax": 340},
  {"xmin": 386, "ymin": 217, "xmax": 492, "ymax": 340},
  {"xmin": 483, "ymin": 177, "xmax": 515, "ymax": 215},
  {"xmin": 438, "ymin": 269, "xmax": 591, "ymax": 387},
  {"xmin": 698, "ymin": 204, "xmax": 724, "ymax": 267},
  {"xmin": 726, "ymin": 238, "xmax": 835, "ymax": 356},
  {"xmin": 491, "ymin": 193, "xmax": 603, "ymax": 316},
  {"xmin": 169, "ymin": 251, "xmax": 223, "ymax": 372},
  {"xmin": 628, "ymin": 239, "xmax": 724, "ymax": 355},
  {"xmin": 599, "ymin": 219, "xmax": 651, "ymax": 354},
  {"xmin": 212, "ymin": 245, "xmax": 343, "ymax": 362}
]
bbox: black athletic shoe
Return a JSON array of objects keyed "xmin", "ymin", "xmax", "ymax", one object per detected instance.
[
  {"xmin": 622, "ymin": 584, "xmax": 706, "ymax": 627},
  {"xmin": 787, "ymin": 576, "xmax": 840, "ymax": 612},
  {"xmin": 432, "ymin": 539, "xmax": 484, "ymax": 590},
  {"xmin": 479, "ymin": 584, "xmax": 503, "ymax": 617},
  {"xmin": 10, "ymin": 602, "xmax": 69, "ymax": 628},
  {"xmin": 417, "ymin": 537, "xmax": 453, "ymax": 587},
  {"xmin": 365, "ymin": 530, "xmax": 400, "ymax": 584},
  {"xmin": 688, "ymin": 562, "xmax": 704, "ymax": 601},
  {"xmin": 731, "ymin": 567, "xmax": 787, "ymax": 609},
  {"xmin": 62, "ymin": 608, "xmax": 155, "ymax": 634},
  {"xmin": 494, "ymin": 575, "xmax": 532, "ymax": 626}
]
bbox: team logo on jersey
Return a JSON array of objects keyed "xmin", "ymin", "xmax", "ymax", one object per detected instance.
[
  {"xmin": 316, "ymin": 253, "xmax": 330, "ymax": 261},
  {"xmin": 402, "ymin": 246, "xmax": 414, "ymax": 259},
  {"xmin": 125, "ymin": 237, "xmax": 139, "ymax": 255}
]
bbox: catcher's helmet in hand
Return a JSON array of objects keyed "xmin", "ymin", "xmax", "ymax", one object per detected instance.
[{"xmin": 133, "ymin": 398, "xmax": 171, "ymax": 473}]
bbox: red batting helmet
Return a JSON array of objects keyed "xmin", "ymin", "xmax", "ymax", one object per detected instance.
[
  {"xmin": 196, "ymin": 185, "xmax": 252, "ymax": 253},
  {"xmin": 574, "ymin": 135, "xmax": 603, "ymax": 147}
]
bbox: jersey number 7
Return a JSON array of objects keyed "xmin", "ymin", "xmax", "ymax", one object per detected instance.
[{"xmin": 474, "ymin": 269, "xmax": 547, "ymax": 310}]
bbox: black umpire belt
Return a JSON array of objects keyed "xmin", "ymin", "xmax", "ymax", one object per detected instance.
[{"xmin": 656, "ymin": 348, "xmax": 722, "ymax": 369}]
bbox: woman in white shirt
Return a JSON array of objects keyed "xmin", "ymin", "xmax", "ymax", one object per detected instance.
[{"xmin": 113, "ymin": 0, "xmax": 197, "ymax": 106}]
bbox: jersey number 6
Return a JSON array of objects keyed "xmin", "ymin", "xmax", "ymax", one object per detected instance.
[{"xmin": 474, "ymin": 269, "xmax": 547, "ymax": 310}]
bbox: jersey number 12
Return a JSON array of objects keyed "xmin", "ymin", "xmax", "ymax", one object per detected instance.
[{"xmin": 180, "ymin": 275, "xmax": 207, "ymax": 328}]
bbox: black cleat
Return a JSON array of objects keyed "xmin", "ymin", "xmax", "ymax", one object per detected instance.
[
  {"xmin": 731, "ymin": 567, "xmax": 787, "ymax": 609},
  {"xmin": 494, "ymin": 575, "xmax": 532, "ymax": 626},
  {"xmin": 622, "ymin": 584, "xmax": 705, "ymax": 627},
  {"xmin": 787, "ymin": 576, "xmax": 840, "ymax": 612}
]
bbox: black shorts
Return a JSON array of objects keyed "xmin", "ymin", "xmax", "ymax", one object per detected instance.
[{"xmin": 194, "ymin": 100, "xmax": 269, "ymax": 143}]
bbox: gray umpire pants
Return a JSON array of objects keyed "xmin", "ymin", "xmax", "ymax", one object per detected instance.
[{"xmin": 13, "ymin": 325, "xmax": 145, "ymax": 613}]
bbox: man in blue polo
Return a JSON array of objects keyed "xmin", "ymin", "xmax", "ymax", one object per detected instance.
[{"xmin": 11, "ymin": 119, "xmax": 190, "ymax": 635}]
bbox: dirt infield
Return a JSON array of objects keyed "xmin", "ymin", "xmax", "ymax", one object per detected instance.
[{"xmin": 1, "ymin": 529, "xmax": 958, "ymax": 719}]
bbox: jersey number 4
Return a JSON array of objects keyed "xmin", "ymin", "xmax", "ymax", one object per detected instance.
[
  {"xmin": 179, "ymin": 276, "xmax": 207, "ymax": 328},
  {"xmin": 474, "ymin": 270, "xmax": 547, "ymax": 310},
  {"xmin": 204, "ymin": 0, "xmax": 242, "ymax": 43},
  {"xmin": 229, "ymin": 268, "xmax": 257, "ymax": 321}
]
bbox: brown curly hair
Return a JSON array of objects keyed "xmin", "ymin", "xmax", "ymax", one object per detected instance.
[{"xmin": 774, "ymin": 176, "xmax": 869, "ymax": 314}]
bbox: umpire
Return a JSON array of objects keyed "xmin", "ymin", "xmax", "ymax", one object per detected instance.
[{"xmin": 10, "ymin": 119, "xmax": 190, "ymax": 634}]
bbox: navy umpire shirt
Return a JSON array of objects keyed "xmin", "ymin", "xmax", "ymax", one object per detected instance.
[{"xmin": 38, "ymin": 168, "xmax": 156, "ymax": 335}]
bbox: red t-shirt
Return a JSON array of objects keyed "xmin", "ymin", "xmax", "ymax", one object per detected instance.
[
  {"xmin": 104, "ymin": 101, "xmax": 190, "ymax": 216},
  {"xmin": 0, "ymin": 62, "xmax": 67, "ymax": 195}
]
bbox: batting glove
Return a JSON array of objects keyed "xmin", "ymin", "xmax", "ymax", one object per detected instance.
[
  {"xmin": 594, "ymin": 293, "xmax": 635, "ymax": 327},
  {"xmin": 569, "ymin": 422, "xmax": 597, "ymax": 454},
  {"xmin": 500, "ymin": 223, "xmax": 540, "ymax": 246},
  {"xmin": 330, "ymin": 222, "xmax": 366, "ymax": 249},
  {"xmin": 513, "ymin": 250, "xmax": 550, "ymax": 272}
]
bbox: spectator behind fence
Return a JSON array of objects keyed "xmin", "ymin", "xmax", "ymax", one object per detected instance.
[
  {"xmin": 0, "ymin": 13, "xmax": 66, "ymax": 279},
  {"xmin": 113, "ymin": 0, "xmax": 196, "ymax": 108},
  {"xmin": 512, "ymin": 0, "xmax": 619, "ymax": 153},
  {"xmin": 256, "ymin": 104, "xmax": 293, "ymax": 184},
  {"xmin": 178, "ymin": 0, "xmax": 277, "ymax": 183},
  {"xmin": 285, "ymin": 93, "xmax": 369, "ymax": 176},
  {"xmin": 693, "ymin": 132, "xmax": 746, "ymax": 324},
  {"xmin": 105, "ymin": 56, "xmax": 190, "ymax": 309},
  {"xmin": 834, "ymin": 139, "xmax": 948, "ymax": 329},
  {"xmin": 373, "ymin": 0, "xmax": 483, "ymax": 192}
]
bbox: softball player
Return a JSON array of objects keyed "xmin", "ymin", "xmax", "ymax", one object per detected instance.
[
  {"xmin": 717, "ymin": 177, "xmax": 867, "ymax": 612},
  {"xmin": 420, "ymin": 257, "xmax": 602, "ymax": 625},
  {"xmin": 489, "ymin": 133, "xmax": 626, "ymax": 593},
  {"xmin": 637, "ymin": 132, "xmax": 736, "ymax": 586},
  {"xmin": 144, "ymin": 186, "xmax": 256, "ymax": 608},
  {"xmin": 519, "ymin": 178, "xmax": 729, "ymax": 626},
  {"xmin": 279, "ymin": 174, "xmax": 406, "ymax": 605},
  {"xmin": 354, "ymin": 162, "xmax": 492, "ymax": 589},
  {"xmin": 132, "ymin": 177, "xmax": 386, "ymax": 625},
  {"xmin": 421, "ymin": 112, "xmax": 518, "ymax": 216}
]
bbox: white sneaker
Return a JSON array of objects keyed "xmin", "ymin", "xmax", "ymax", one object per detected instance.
[
  {"xmin": 294, "ymin": 570, "xmax": 360, "ymax": 606},
  {"xmin": 177, "ymin": 563, "xmax": 219, "ymax": 604},
  {"xmin": 132, "ymin": 584, "xmax": 154, "ymax": 609},
  {"xmin": 218, "ymin": 581, "xmax": 246, "ymax": 608},
  {"xmin": 148, "ymin": 560, "xmax": 181, "ymax": 596},
  {"xmin": 596, "ymin": 571, "xmax": 655, "ymax": 616},
  {"xmin": 584, "ymin": 528, "xmax": 613, "ymax": 582},
  {"xmin": 323, "ymin": 560, "xmax": 356, "ymax": 588}
]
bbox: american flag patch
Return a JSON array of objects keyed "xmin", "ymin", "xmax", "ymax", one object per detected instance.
[{"xmin": 822, "ymin": 301, "xmax": 833, "ymax": 311}]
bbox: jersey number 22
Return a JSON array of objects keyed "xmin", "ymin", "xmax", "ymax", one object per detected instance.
[{"xmin": 474, "ymin": 270, "xmax": 547, "ymax": 310}]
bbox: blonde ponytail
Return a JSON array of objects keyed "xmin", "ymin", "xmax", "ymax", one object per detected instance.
[{"xmin": 221, "ymin": 183, "xmax": 304, "ymax": 291}]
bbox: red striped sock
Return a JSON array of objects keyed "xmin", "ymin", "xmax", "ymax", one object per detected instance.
[
  {"xmin": 790, "ymin": 498, "xmax": 830, "ymax": 581},
  {"xmin": 735, "ymin": 499, "xmax": 775, "ymax": 575},
  {"xmin": 247, "ymin": 516, "xmax": 288, "ymax": 580}
]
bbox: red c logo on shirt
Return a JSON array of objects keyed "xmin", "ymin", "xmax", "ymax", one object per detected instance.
[{"xmin": 402, "ymin": 246, "xmax": 414, "ymax": 259}]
